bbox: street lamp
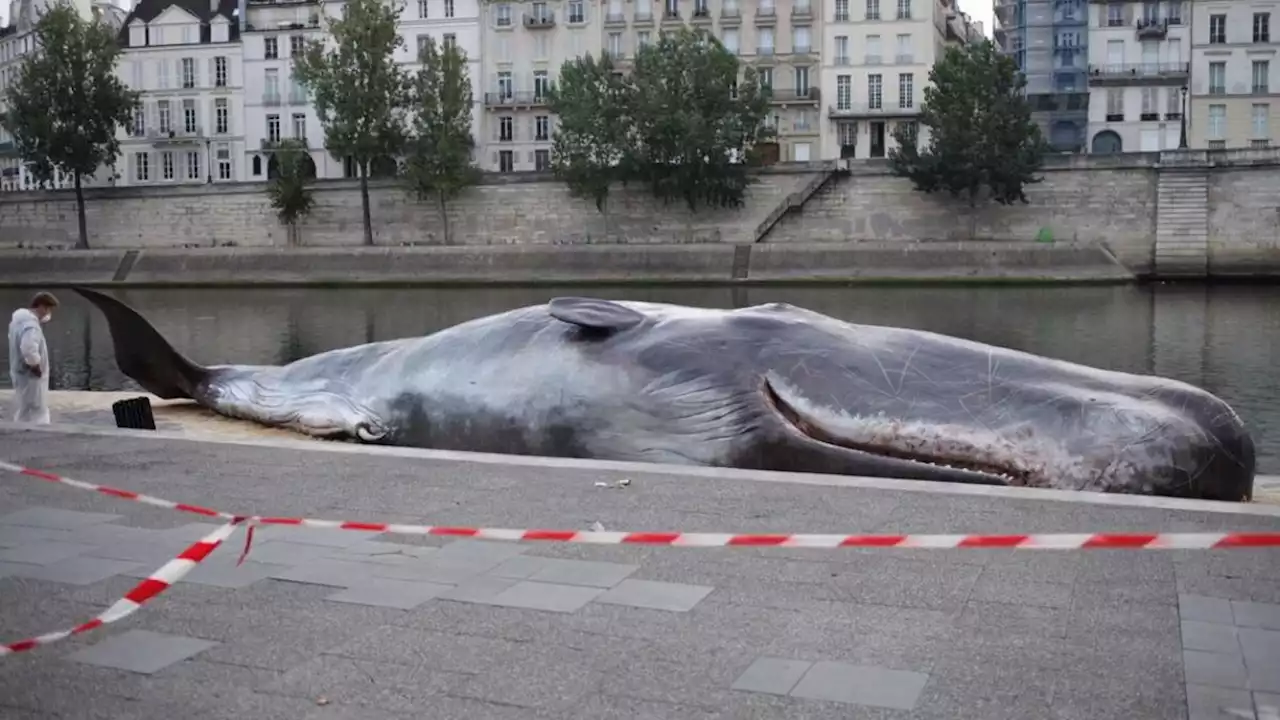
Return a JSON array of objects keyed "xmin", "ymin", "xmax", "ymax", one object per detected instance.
[
  {"xmin": 205, "ymin": 138, "xmax": 213, "ymax": 183},
  {"xmin": 1179, "ymin": 85, "xmax": 1188, "ymax": 149}
]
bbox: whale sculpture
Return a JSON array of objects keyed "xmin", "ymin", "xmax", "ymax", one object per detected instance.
[{"xmin": 73, "ymin": 287, "xmax": 1256, "ymax": 501}]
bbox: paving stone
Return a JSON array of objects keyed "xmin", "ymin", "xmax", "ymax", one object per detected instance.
[
  {"xmin": 7, "ymin": 556, "xmax": 142, "ymax": 585},
  {"xmin": 1187, "ymin": 683, "xmax": 1254, "ymax": 720},
  {"xmin": 1250, "ymin": 662, "xmax": 1280, "ymax": 694},
  {"xmin": 1182, "ymin": 595, "xmax": 1237, "ymax": 625},
  {"xmin": 1235, "ymin": 602, "xmax": 1280, "ymax": 631},
  {"xmin": 158, "ymin": 523, "xmax": 228, "ymax": 543},
  {"xmin": 0, "ymin": 539, "xmax": 97, "ymax": 566},
  {"xmin": 234, "ymin": 539, "xmax": 333, "ymax": 566},
  {"xmin": 254, "ymin": 525, "xmax": 384, "ymax": 548},
  {"xmin": 0, "ymin": 525, "xmax": 74, "ymax": 549},
  {"xmin": 1185, "ymin": 650, "xmax": 1250, "ymax": 690},
  {"xmin": 324, "ymin": 540, "xmax": 435, "ymax": 565},
  {"xmin": 182, "ymin": 559, "xmax": 292, "ymax": 589},
  {"xmin": 438, "ymin": 575, "xmax": 522, "ymax": 604},
  {"xmin": 1183, "ymin": 620, "xmax": 1243, "ymax": 655},
  {"xmin": 0, "ymin": 507, "xmax": 122, "ymax": 530},
  {"xmin": 1256, "ymin": 692, "xmax": 1280, "ymax": 719},
  {"xmin": 269, "ymin": 558, "xmax": 379, "ymax": 588},
  {"xmin": 484, "ymin": 580, "xmax": 603, "ymax": 613},
  {"xmin": 66, "ymin": 629, "xmax": 219, "ymax": 675},
  {"xmin": 594, "ymin": 579, "xmax": 715, "ymax": 612},
  {"xmin": 325, "ymin": 578, "xmax": 454, "ymax": 609},
  {"xmin": 1242, "ymin": 629, "xmax": 1280, "ymax": 666},
  {"xmin": 523, "ymin": 558, "xmax": 639, "ymax": 588},
  {"xmin": 730, "ymin": 657, "xmax": 813, "ymax": 696},
  {"xmin": 85, "ymin": 538, "xmax": 189, "ymax": 565},
  {"xmin": 66, "ymin": 524, "xmax": 159, "ymax": 546},
  {"xmin": 430, "ymin": 539, "xmax": 529, "ymax": 570},
  {"xmin": 788, "ymin": 661, "xmax": 930, "ymax": 710},
  {"xmin": 369, "ymin": 555, "xmax": 495, "ymax": 585}
]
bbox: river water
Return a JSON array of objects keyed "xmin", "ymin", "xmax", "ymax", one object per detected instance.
[{"xmin": 3, "ymin": 283, "xmax": 1278, "ymax": 473}]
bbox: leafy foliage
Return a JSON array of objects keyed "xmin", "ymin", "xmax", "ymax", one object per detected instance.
[
  {"xmin": 2, "ymin": 1, "xmax": 139, "ymax": 248},
  {"xmin": 266, "ymin": 138, "xmax": 316, "ymax": 233},
  {"xmin": 548, "ymin": 27, "xmax": 771, "ymax": 214},
  {"xmin": 400, "ymin": 35, "xmax": 480, "ymax": 243},
  {"xmin": 889, "ymin": 40, "xmax": 1048, "ymax": 207},
  {"xmin": 292, "ymin": 0, "xmax": 409, "ymax": 244}
]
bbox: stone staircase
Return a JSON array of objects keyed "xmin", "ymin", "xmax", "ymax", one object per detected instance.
[{"xmin": 1154, "ymin": 168, "xmax": 1209, "ymax": 277}]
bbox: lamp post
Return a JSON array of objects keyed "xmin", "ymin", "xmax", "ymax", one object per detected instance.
[
  {"xmin": 1179, "ymin": 85, "xmax": 1188, "ymax": 149},
  {"xmin": 205, "ymin": 138, "xmax": 213, "ymax": 183}
]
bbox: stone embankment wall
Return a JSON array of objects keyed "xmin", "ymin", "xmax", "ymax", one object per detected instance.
[{"xmin": 0, "ymin": 149, "xmax": 1277, "ymax": 280}]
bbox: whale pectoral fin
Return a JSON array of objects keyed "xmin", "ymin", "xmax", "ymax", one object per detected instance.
[{"xmin": 549, "ymin": 297, "xmax": 646, "ymax": 333}]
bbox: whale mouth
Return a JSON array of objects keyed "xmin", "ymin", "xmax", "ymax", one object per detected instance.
[{"xmin": 761, "ymin": 378, "xmax": 1033, "ymax": 486}]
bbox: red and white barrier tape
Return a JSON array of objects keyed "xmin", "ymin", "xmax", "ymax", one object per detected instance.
[
  {"xmin": 4, "ymin": 459, "xmax": 1280, "ymax": 550},
  {"xmin": 0, "ymin": 520, "xmax": 241, "ymax": 656}
]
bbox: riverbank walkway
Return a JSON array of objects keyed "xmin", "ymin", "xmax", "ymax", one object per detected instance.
[{"xmin": 1, "ymin": 422, "xmax": 1279, "ymax": 720}]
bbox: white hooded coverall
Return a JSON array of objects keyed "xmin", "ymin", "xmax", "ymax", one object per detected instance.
[{"xmin": 8, "ymin": 308, "xmax": 50, "ymax": 424}]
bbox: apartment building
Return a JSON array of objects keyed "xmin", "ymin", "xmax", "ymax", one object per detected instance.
[
  {"xmin": 0, "ymin": 0, "xmax": 125, "ymax": 191},
  {"xmin": 1084, "ymin": 0, "xmax": 1189, "ymax": 153},
  {"xmin": 115, "ymin": 0, "xmax": 245, "ymax": 186},
  {"xmin": 395, "ymin": 0, "xmax": 483, "ymax": 169},
  {"xmin": 994, "ymin": 0, "xmax": 1089, "ymax": 152},
  {"xmin": 1190, "ymin": 1, "xmax": 1277, "ymax": 149},
  {"xmin": 824, "ymin": 0, "xmax": 971, "ymax": 160}
]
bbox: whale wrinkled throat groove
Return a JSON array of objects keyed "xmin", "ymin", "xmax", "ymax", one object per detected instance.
[{"xmin": 73, "ymin": 287, "xmax": 1256, "ymax": 502}]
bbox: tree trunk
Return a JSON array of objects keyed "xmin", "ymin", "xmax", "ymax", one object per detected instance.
[
  {"xmin": 359, "ymin": 162, "xmax": 373, "ymax": 246},
  {"xmin": 73, "ymin": 171, "xmax": 88, "ymax": 249},
  {"xmin": 437, "ymin": 191, "xmax": 450, "ymax": 245},
  {"xmin": 287, "ymin": 220, "xmax": 301, "ymax": 247}
]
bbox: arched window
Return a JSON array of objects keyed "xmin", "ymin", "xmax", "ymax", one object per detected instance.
[
  {"xmin": 1091, "ymin": 130, "xmax": 1123, "ymax": 154},
  {"xmin": 252, "ymin": 155, "xmax": 262, "ymax": 176}
]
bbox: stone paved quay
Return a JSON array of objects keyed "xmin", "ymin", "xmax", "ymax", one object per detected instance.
[{"xmin": 2, "ymin": 424, "xmax": 1280, "ymax": 720}]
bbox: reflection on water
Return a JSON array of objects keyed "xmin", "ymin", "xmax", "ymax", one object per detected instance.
[{"xmin": 2, "ymin": 283, "xmax": 1277, "ymax": 472}]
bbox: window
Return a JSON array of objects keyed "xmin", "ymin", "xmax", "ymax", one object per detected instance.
[
  {"xmin": 1141, "ymin": 0, "xmax": 1157, "ymax": 23},
  {"xmin": 498, "ymin": 150, "xmax": 514, "ymax": 172},
  {"xmin": 418, "ymin": 0, "xmax": 428, "ymax": 17},
  {"xmin": 1208, "ymin": 14, "xmax": 1225, "ymax": 44},
  {"xmin": 267, "ymin": 114, "xmax": 281, "ymax": 142},
  {"xmin": 865, "ymin": 0, "xmax": 879, "ymax": 20},
  {"xmin": 496, "ymin": 3, "xmax": 511, "ymax": 25},
  {"xmin": 757, "ymin": 28, "xmax": 774, "ymax": 55},
  {"xmin": 534, "ymin": 71, "xmax": 550, "ymax": 99},
  {"xmin": 1207, "ymin": 104, "xmax": 1225, "ymax": 140},
  {"xmin": 134, "ymin": 152, "xmax": 149, "ymax": 182},
  {"xmin": 1256, "ymin": 12, "xmax": 1271, "ymax": 43},
  {"xmin": 290, "ymin": 35, "xmax": 305, "ymax": 56},
  {"xmin": 290, "ymin": 76, "xmax": 305, "ymax": 103},
  {"xmin": 757, "ymin": 67, "xmax": 773, "ymax": 91},
  {"xmin": 443, "ymin": 33, "xmax": 456, "ymax": 50},
  {"xmin": 898, "ymin": 121, "xmax": 917, "ymax": 146},
  {"xmin": 1106, "ymin": 88, "xmax": 1123, "ymax": 120},
  {"xmin": 417, "ymin": 35, "xmax": 429, "ymax": 56},
  {"xmin": 1252, "ymin": 103, "xmax": 1270, "ymax": 139},
  {"xmin": 292, "ymin": 113, "xmax": 306, "ymax": 140},
  {"xmin": 1254, "ymin": 61, "xmax": 1270, "ymax": 94},
  {"xmin": 534, "ymin": 149, "xmax": 551, "ymax": 171},
  {"xmin": 162, "ymin": 151, "xmax": 175, "ymax": 180},
  {"xmin": 866, "ymin": 34, "xmax": 881, "ymax": 63},
  {"xmin": 1106, "ymin": 4, "xmax": 1123, "ymax": 26},
  {"xmin": 132, "ymin": 106, "xmax": 145, "ymax": 136},
  {"xmin": 568, "ymin": 0, "xmax": 584, "ymax": 22},
  {"xmin": 158, "ymin": 100, "xmax": 171, "ymax": 133},
  {"xmin": 535, "ymin": 115, "xmax": 550, "ymax": 140},
  {"xmin": 838, "ymin": 121, "xmax": 856, "ymax": 147},
  {"xmin": 1166, "ymin": 87, "xmax": 1180, "ymax": 117},
  {"xmin": 499, "ymin": 116, "xmax": 513, "ymax": 141},
  {"xmin": 895, "ymin": 33, "xmax": 910, "ymax": 63},
  {"xmin": 264, "ymin": 68, "xmax": 280, "ymax": 103},
  {"xmin": 896, "ymin": 0, "xmax": 909, "ymax": 19},
  {"xmin": 897, "ymin": 73, "xmax": 912, "ymax": 109},
  {"xmin": 444, "ymin": 0, "xmax": 454, "ymax": 17},
  {"xmin": 834, "ymin": 36, "xmax": 849, "ymax": 64},
  {"xmin": 836, "ymin": 74, "xmax": 851, "ymax": 109},
  {"xmin": 722, "ymin": 28, "xmax": 739, "ymax": 53},
  {"xmin": 793, "ymin": 26, "xmax": 810, "ymax": 54},
  {"xmin": 215, "ymin": 98, "xmax": 228, "ymax": 134},
  {"xmin": 834, "ymin": 0, "xmax": 848, "ymax": 21},
  {"xmin": 158, "ymin": 61, "xmax": 170, "ymax": 89},
  {"xmin": 497, "ymin": 71, "xmax": 513, "ymax": 98},
  {"xmin": 1141, "ymin": 87, "xmax": 1157, "ymax": 118},
  {"xmin": 183, "ymin": 99, "xmax": 197, "ymax": 133},
  {"xmin": 1209, "ymin": 62, "xmax": 1225, "ymax": 94},
  {"xmin": 215, "ymin": 145, "xmax": 232, "ymax": 181},
  {"xmin": 264, "ymin": 37, "xmax": 278, "ymax": 59},
  {"xmin": 637, "ymin": 31, "xmax": 651, "ymax": 48},
  {"xmin": 794, "ymin": 66, "xmax": 809, "ymax": 95},
  {"xmin": 607, "ymin": 32, "xmax": 622, "ymax": 57},
  {"xmin": 214, "ymin": 57, "xmax": 227, "ymax": 87},
  {"xmin": 181, "ymin": 58, "xmax": 195, "ymax": 88},
  {"xmin": 186, "ymin": 151, "xmax": 200, "ymax": 181},
  {"xmin": 868, "ymin": 73, "xmax": 882, "ymax": 109}
]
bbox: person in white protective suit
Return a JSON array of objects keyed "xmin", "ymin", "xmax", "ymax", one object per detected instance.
[{"xmin": 8, "ymin": 292, "xmax": 59, "ymax": 424}]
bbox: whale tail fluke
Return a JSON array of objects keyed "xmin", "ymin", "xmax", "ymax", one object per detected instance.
[{"xmin": 72, "ymin": 287, "xmax": 210, "ymax": 401}]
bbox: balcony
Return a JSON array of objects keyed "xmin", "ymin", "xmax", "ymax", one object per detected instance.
[
  {"xmin": 865, "ymin": 54, "xmax": 882, "ymax": 65},
  {"xmin": 262, "ymin": 94, "xmax": 283, "ymax": 106},
  {"xmin": 1086, "ymin": 62, "xmax": 1190, "ymax": 86},
  {"xmin": 793, "ymin": 44, "xmax": 813, "ymax": 56},
  {"xmin": 484, "ymin": 91, "xmax": 550, "ymax": 109},
  {"xmin": 634, "ymin": 10, "xmax": 654, "ymax": 24},
  {"xmin": 604, "ymin": 11, "xmax": 626, "ymax": 25},
  {"xmin": 524, "ymin": 12, "xmax": 555, "ymax": 28},
  {"xmin": 828, "ymin": 103, "xmax": 920, "ymax": 119},
  {"xmin": 720, "ymin": 6, "xmax": 740, "ymax": 24},
  {"xmin": 756, "ymin": 46, "xmax": 775, "ymax": 58},
  {"xmin": 895, "ymin": 53, "xmax": 914, "ymax": 64},
  {"xmin": 289, "ymin": 92, "xmax": 308, "ymax": 105},
  {"xmin": 833, "ymin": 55, "xmax": 851, "ymax": 66},
  {"xmin": 692, "ymin": 6, "xmax": 713, "ymax": 23},
  {"xmin": 755, "ymin": 6, "xmax": 776, "ymax": 24},
  {"xmin": 792, "ymin": 3, "xmax": 812, "ymax": 19},
  {"xmin": 662, "ymin": 9, "xmax": 682, "ymax": 24},
  {"xmin": 1136, "ymin": 18, "xmax": 1169, "ymax": 39},
  {"xmin": 150, "ymin": 127, "xmax": 204, "ymax": 144},
  {"xmin": 767, "ymin": 88, "xmax": 821, "ymax": 103}
]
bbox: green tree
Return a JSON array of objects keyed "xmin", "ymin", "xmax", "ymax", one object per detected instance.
[
  {"xmin": 627, "ymin": 27, "xmax": 771, "ymax": 211},
  {"xmin": 266, "ymin": 139, "xmax": 316, "ymax": 246},
  {"xmin": 546, "ymin": 53, "xmax": 631, "ymax": 214},
  {"xmin": 889, "ymin": 40, "xmax": 1048, "ymax": 209},
  {"xmin": 293, "ymin": 0, "xmax": 408, "ymax": 246},
  {"xmin": 400, "ymin": 36, "xmax": 479, "ymax": 245},
  {"xmin": 2, "ymin": 1, "xmax": 139, "ymax": 249}
]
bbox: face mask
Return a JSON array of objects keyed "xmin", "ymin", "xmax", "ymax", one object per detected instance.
[{"xmin": 40, "ymin": 314, "xmax": 51, "ymax": 324}]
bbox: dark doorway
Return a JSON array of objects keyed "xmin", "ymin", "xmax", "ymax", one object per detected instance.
[{"xmin": 869, "ymin": 121, "xmax": 886, "ymax": 158}]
